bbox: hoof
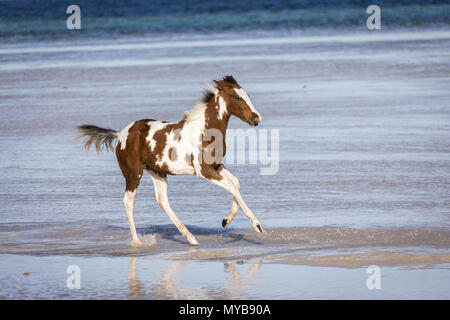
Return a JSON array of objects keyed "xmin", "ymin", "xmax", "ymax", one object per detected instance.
[
  {"xmin": 222, "ymin": 217, "xmax": 229, "ymax": 228},
  {"xmin": 129, "ymin": 239, "xmax": 144, "ymax": 248},
  {"xmin": 187, "ymin": 235, "xmax": 199, "ymax": 246},
  {"xmin": 253, "ymin": 223, "xmax": 264, "ymax": 233}
]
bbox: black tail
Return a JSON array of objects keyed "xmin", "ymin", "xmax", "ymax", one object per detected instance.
[{"xmin": 76, "ymin": 125, "xmax": 118, "ymax": 153}]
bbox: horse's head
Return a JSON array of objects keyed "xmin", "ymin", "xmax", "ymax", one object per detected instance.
[{"xmin": 214, "ymin": 75, "xmax": 262, "ymax": 127}]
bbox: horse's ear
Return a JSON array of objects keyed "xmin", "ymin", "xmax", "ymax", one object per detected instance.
[
  {"xmin": 222, "ymin": 75, "xmax": 238, "ymax": 85},
  {"xmin": 214, "ymin": 80, "xmax": 227, "ymax": 90}
]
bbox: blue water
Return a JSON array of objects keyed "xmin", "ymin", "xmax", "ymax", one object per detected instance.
[{"xmin": 1, "ymin": 0, "xmax": 449, "ymax": 42}]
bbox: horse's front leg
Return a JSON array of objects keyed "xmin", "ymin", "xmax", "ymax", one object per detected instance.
[
  {"xmin": 204, "ymin": 166, "xmax": 264, "ymax": 233},
  {"xmin": 219, "ymin": 168, "xmax": 239, "ymax": 228},
  {"xmin": 222, "ymin": 198, "xmax": 238, "ymax": 228}
]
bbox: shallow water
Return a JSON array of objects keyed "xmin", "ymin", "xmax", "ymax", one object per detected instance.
[
  {"xmin": 1, "ymin": 254, "xmax": 449, "ymax": 300},
  {"xmin": 0, "ymin": 27, "xmax": 449, "ymax": 299},
  {"xmin": 1, "ymin": 223, "xmax": 450, "ymax": 257}
]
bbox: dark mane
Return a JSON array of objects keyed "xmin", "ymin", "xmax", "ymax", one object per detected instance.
[
  {"xmin": 222, "ymin": 75, "xmax": 238, "ymax": 85},
  {"xmin": 200, "ymin": 88, "xmax": 215, "ymax": 103},
  {"xmin": 200, "ymin": 75, "xmax": 238, "ymax": 103}
]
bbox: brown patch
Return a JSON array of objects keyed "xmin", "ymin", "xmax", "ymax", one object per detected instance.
[
  {"xmin": 199, "ymin": 96, "xmax": 234, "ymax": 180},
  {"xmin": 168, "ymin": 147, "xmax": 177, "ymax": 161},
  {"xmin": 115, "ymin": 119, "xmax": 183, "ymax": 188},
  {"xmin": 200, "ymin": 164, "xmax": 223, "ymax": 180},
  {"xmin": 115, "ymin": 120, "xmax": 152, "ymax": 191},
  {"xmin": 151, "ymin": 126, "xmax": 168, "ymax": 161},
  {"xmin": 159, "ymin": 162, "xmax": 169, "ymax": 174}
]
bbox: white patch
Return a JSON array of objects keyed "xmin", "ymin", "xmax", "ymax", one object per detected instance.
[
  {"xmin": 123, "ymin": 190, "xmax": 141, "ymax": 243},
  {"xmin": 145, "ymin": 102, "xmax": 208, "ymax": 176},
  {"xmin": 217, "ymin": 96, "xmax": 227, "ymax": 120},
  {"xmin": 184, "ymin": 83, "xmax": 217, "ymax": 122},
  {"xmin": 123, "ymin": 189, "xmax": 136, "ymax": 207},
  {"xmin": 234, "ymin": 88, "xmax": 262, "ymax": 120},
  {"xmin": 207, "ymin": 84, "xmax": 219, "ymax": 96},
  {"xmin": 146, "ymin": 121, "xmax": 169, "ymax": 151},
  {"xmin": 117, "ymin": 121, "xmax": 135, "ymax": 150},
  {"xmin": 184, "ymin": 101, "xmax": 207, "ymax": 122},
  {"xmin": 155, "ymin": 119, "xmax": 205, "ymax": 175}
]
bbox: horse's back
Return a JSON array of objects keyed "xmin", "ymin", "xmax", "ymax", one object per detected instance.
[{"xmin": 116, "ymin": 119, "xmax": 196, "ymax": 176}]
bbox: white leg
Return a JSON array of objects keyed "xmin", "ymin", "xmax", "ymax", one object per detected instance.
[
  {"xmin": 208, "ymin": 168, "xmax": 264, "ymax": 233},
  {"xmin": 123, "ymin": 189, "xmax": 144, "ymax": 247},
  {"xmin": 128, "ymin": 257, "xmax": 143, "ymax": 296},
  {"xmin": 147, "ymin": 170, "xmax": 199, "ymax": 245}
]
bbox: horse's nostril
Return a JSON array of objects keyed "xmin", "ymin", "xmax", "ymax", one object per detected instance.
[{"xmin": 249, "ymin": 114, "xmax": 261, "ymax": 127}]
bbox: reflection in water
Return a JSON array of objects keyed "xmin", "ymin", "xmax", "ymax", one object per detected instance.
[
  {"xmin": 224, "ymin": 260, "xmax": 262, "ymax": 293},
  {"xmin": 153, "ymin": 260, "xmax": 210, "ymax": 299},
  {"xmin": 127, "ymin": 253, "xmax": 263, "ymax": 299},
  {"xmin": 128, "ymin": 257, "xmax": 144, "ymax": 298}
]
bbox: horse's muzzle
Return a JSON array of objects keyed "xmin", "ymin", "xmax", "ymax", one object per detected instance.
[{"xmin": 248, "ymin": 114, "xmax": 262, "ymax": 127}]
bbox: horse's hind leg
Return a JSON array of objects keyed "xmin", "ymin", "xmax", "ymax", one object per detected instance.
[
  {"xmin": 146, "ymin": 169, "xmax": 199, "ymax": 245},
  {"xmin": 123, "ymin": 187, "xmax": 143, "ymax": 247},
  {"xmin": 118, "ymin": 160, "xmax": 144, "ymax": 247}
]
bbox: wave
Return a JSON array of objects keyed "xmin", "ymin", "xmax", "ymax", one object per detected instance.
[
  {"xmin": 0, "ymin": 1, "xmax": 449, "ymax": 41},
  {"xmin": 1, "ymin": 30, "xmax": 449, "ymax": 55}
]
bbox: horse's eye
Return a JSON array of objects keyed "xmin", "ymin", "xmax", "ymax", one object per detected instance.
[{"xmin": 235, "ymin": 96, "xmax": 243, "ymax": 102}]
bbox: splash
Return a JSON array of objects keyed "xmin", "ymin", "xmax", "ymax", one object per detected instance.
[{"xmin": 140, "ymin": 234, "xmax": 157, "ymax": 247}]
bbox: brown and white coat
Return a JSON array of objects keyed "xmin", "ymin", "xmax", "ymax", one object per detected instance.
[{"xmin": 77, "ymin": 75, "xmax": 263, "ymax": 247}]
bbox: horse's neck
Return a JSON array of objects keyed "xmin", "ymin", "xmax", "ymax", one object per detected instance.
[
  {"xmin": 183, "ymin": 98, "xmax": 230, "ymax": 138},
  {"xmin": 203, "ymin": 99, "xmax": 230, "ymax": 163},
  {"xmin": 204, "ymin": 99, "xmax": 230, "ymax": 138}
]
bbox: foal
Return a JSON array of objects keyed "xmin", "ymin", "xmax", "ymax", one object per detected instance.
[{"xmin": 77, "ymin": 76, "xmax": 264, "ymax": 247}]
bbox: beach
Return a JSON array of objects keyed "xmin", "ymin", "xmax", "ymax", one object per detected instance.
[{"xmin": 0, "ymin": 1, "xmax": 450, "ymax": 299}]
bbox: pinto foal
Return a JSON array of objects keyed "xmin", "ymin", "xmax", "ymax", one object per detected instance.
[{"xmin": 77, "ymin": 76, "xmax": 264, "ymax": 247}]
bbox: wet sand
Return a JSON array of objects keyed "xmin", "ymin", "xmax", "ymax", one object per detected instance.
[
  {"xmin": 0, "ymin": 29, "xmax": 449, "ymax": 299},
  {"xmin": 1, "ymin": 254, "xmax": 449, "ymax": 299}
]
